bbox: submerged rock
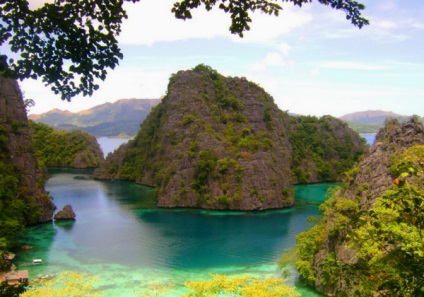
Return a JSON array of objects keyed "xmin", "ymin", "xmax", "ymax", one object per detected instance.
[{"xmin": 54, "ymin": 205, "xmax": 76, "ymax": 221}]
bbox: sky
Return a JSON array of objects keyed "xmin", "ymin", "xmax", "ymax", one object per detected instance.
[{"xmin": 9, "ymin": 0, "xmax": 424, "ymax": 117}]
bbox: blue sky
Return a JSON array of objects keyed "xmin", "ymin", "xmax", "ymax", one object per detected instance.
[{"xmin": 18, "ymin": 0, "xmax": 424, "ymax": 116}]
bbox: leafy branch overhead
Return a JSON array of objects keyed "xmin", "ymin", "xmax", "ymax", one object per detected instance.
[
  {"xmin": 1, "ymin": 0, "xmax": 368, "ymax": 101},
  {"xmin": 172, "ymin": 0, "xmax": 369, "ymax": 36}
]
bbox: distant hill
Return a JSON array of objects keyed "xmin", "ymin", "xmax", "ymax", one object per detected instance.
[
  {"xmin": 29, "ymin": 98, "xmax": 161, "ymax": 136},
  {"xmin": 340, "ymin": 110, "xmax": 422, "ymax": 133}
]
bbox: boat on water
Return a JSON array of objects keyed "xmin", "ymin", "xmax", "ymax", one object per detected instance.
[{"xmin": 32, "ymin": 259, "xmax": 43, "ymax": 264}]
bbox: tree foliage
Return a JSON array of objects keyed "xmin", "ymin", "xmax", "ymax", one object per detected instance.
[
  {"xmin": 0, "ymin": 126, "xmax": 27, "ymax": 271},
  {"xmin": 29, "ymin": 121, "xmax": 103, "ymax": 168},
  {"xmin": 350, "ymin": 145, "xmax": 424, "ymax": 296},
  {"xmin": 290, "ymin": 115, "xmax": 365, "ymax": 183},
  {"xmin": 172, "ymin": 0, "xmax": 369, "ymax": 37},
  {"xmin": 0, "ymin": 0, "xmax": 140, "ymax": 100},
  {"xmin": 2, "ymin": 0, "xmax": 367, "ymax": 100},
  {"xmin": 289, "ymin": 144, "xmax": 424, "ymax": 296}
]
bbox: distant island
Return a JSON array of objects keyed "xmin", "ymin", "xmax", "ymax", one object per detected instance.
[
  {"xmin": 340, "ymin": 110, "xmax": 423, "ymax": 133},
  {"xmin": 28, "ymin": 98, "xmax": 160, "ymax": 137}
]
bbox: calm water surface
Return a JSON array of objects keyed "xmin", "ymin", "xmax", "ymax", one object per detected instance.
[{"xmin": 16, "ymin": 139, "xmax": 330, "ymax": 296}]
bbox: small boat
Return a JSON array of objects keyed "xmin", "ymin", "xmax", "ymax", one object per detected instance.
[{"xmin": 32, "ymin": 259, "xmax": 43, "ymax": 264}]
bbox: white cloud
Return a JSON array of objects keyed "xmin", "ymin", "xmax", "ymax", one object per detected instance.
[
  {"xmin": 310, "ymin": 69, "xmax": 320, "ymax": 76},
  {"xmin": 118, "ymin": 0, "xmax": 313, "ymax": 45},
  {"xmin": 23, "ymin": 66, "xmax": 172, "ymax": 114},
  {"xmin": 374, "ymin": 20, "xmax": 398, "ymax": 29},
  {"xmin": 319, "ymin": 61, "xmax": 388, "ymax": 71},
  {"xmin": 277, "ymin": 42, "xmax": 291, "ymax": 56}
]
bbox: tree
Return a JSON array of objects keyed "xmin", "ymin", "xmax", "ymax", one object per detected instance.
[
  {"xmin": 1, "ymin": 0, "xmax": 368, "ymax": 101},
  {"xmin": 350, "ymin": 145, "xmax": 424, "ymax": 296}
]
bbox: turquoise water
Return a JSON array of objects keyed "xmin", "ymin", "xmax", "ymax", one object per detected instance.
[
  {"xmin": 15, "ymin": 168, "xmax": 329, "ymax": 296},
  {"xmin": 14, "ymin": 139, "xmax": 329, "ymax": 296}
]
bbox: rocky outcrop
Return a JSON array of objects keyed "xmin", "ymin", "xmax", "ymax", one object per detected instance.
[
  {"xmin": 94, "ymin": 66, "xmax": 364, "ymax": 210},
  {"xmin": 0, "ymin": 75, "xmax": 56, "ymax": 224},
  {"xmin": 54, "ymin": 205, "xmax": 76, "ymax": 220},
  {"xmin": 304, "ymin": 118, "xmax": 424, "ymax": 296},
  {"xmin": 96, "ymin": 67, "xmax": 294, "ymax": 210}
]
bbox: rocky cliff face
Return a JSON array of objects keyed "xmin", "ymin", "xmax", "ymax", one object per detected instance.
[
  {"xmin": 96, "ymin": 67, "xmax": 294, "ymax": 210},
  {"xmin": 0, "ymin": 75, "xmax": 55, "ymax": 224},
  {"xmin": 94, "ymin": 66, "xmax": 364, "ymax": 210},
  {"xmin": 299, "ymin": 118, "xmax": 424, "ymax": 296}
]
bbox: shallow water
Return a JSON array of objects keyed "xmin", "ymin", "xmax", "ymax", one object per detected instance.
[{"xmin": 15, "ymin": 168, "xmax": 330, "ymax": 296}]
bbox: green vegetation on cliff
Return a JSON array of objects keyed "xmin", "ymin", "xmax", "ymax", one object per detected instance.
[
  {"xmin": 286, "ymin": 119, "xmax": 424, "ymax": 296},
  {"xmin": 290, "ymin": 115, "xmax": 365, "ymax": 183},
  {"xmin": 29, "ymin": 122, "xmax": 103, "ymax": 168},
  {"xmin": 0, "ymin": 125, "xmax": 25, "ymax": 271},
  {"xmin": 95, "ymin": 65, "xmax": 364, "ymax": 211},
  {"xmin": 95, "ymin": 65, "xmax": 293, "ymax": 210},
  {"xmin": 1, "ymin": 76, "xmax": 55, "ymax": 274}
]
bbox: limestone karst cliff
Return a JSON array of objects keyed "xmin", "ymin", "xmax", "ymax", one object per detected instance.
[
  {"xmin": 0, "ymin": 75, "xmax": 56, "ymax": 225},
  {"xmin": 94, "ymin": 65, "xmax": 365, "ymax": 210},
  {"xmin": 293, "ymin": 117, "xmax": 424, "ymax": 296}
]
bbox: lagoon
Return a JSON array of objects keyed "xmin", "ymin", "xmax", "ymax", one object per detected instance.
[
  {"xmin": 15, "ymin": 138, "xmax": 333, "ymax": 296},
  {"xmin": 16, "ymin": 168, "xmax": 331, "ymax": 296}
]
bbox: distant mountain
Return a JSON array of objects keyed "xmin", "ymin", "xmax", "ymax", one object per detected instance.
[
  {"xmin": 340, "ymin": 110, "xmax": 410, "ymax": 124},
  {"xmin": 340, "ymin": 110, "xmax": 422, "ymax": 133},
  {"xmin": 29, "ymin": 98, "xmax": 161, "ymax": 136}
]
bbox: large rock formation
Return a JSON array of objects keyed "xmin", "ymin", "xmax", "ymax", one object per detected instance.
[
  {"xmin": 0, "ymin": 75, "xmax": 55, "ymax": 224},
  {"xmin": 95, "ymin": 67, "xmax": 294, "ymax": 210},
  {"xmin": 94, "ymin": 65, "xmax": 364, "ymax": 210},
  {"xmin": 295, "ymin": 118, "xmax": 424, "ymax": 296}
]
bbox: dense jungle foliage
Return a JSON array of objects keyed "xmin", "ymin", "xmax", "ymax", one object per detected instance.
[
  {"xmin": 288, "ymin": 144, "xmax": 424, "ymax": 296},
  {"xmin": 0, "ymin": 126, "xmax": 26, "ymax": 272},
  {"xmin": 290, "ymin": 115, "xmax": 365, "ymax": 183},
  {"xmin": 29, "ymin": 121, "xmax": 103, "ymax": 168}
]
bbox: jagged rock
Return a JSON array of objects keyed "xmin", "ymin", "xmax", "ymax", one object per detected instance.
[
  {"xmin": 94, "ymin": 66, "xmax": 364, "ymax": 211},
  {"xmin": 0, "ymin": 75, "xmax": 56, "ymax": 224},
  {"xmin": 54, "ymin": 205, "xmax": 76, "ymax": 220},
  {"xmin": 95, "ymin": 69, "xmax": 294, "ymax": 210}
]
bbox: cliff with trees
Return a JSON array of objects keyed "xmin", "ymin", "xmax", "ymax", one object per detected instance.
[
  {"xmin": 30, "ymin": 122, "xmax": 104, "ymax": 168},
  {"xmin": 0, "ymin": 75, "xmax": 56, "ymax": 271},
  {"xmin": 290, "ymin": 117, "xmax": 424, "ymax": 296},
  {"xmin": 94, "ymin": 65, "xmax": 365, "ymax": 210}
]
